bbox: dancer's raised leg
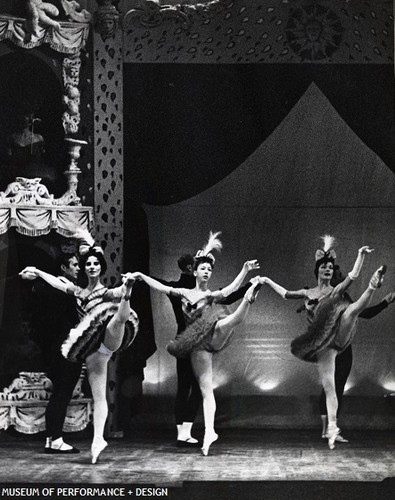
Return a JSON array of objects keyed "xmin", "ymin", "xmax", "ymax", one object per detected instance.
[
  {"xmin": 102, "ymin": 276, "xmax": 134, "ymax": 352},
  {"xmin": 210, "ymin": 278, "xmax": 262, "ymax": 351},
  {"xmin": 336, "ymin": 266, "xmax": 386, "ymax": 348},
  {"xmin": 190, "ymin": 350, "xmax": 218, "ymax": 456}
]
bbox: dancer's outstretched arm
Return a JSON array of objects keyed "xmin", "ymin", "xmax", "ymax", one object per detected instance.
[
  {"xmin": 19, "ymin": 266, "xmax": 76, "ymax": 294},
  {"xmin": 332, "ymin": 246, "xmax": 374, "ymax": 297},
  {"xmin": 126, "ymin": 272, "xmax": 181, "ymax": 296},
  {"xmin": 261, "ymin": 277, "xmax": 306, "ymax": 300},
  {"xmin": 212, "ymin": 260, "xmax": 260, "ymax": 298}
]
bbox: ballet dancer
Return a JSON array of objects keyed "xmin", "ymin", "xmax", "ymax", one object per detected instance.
[
  {"xmin": 126, "ymin": 231, "xmax": 261, "ymax": 455},
  {"xmin": 258, "ymin": 236, "xmax": 386, "ymax": 449},
  {"xmin": 20, "ymin": 229, "xmax": 139, "ymax": 463}
]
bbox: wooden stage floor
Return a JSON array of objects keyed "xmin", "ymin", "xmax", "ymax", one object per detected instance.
[{"xmin": 0, "ymin": 429, "xmax": 394, "ymax": 499}]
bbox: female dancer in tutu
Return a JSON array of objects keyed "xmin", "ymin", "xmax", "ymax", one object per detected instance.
[
  {"xmin": 20, "ymin": 230, "xmax": 139, "ymax": 464},
  {"xmin": 257, "ymin": 236, "xmax": 385, "ymax": 448},
  {"xmin": 126, "ymin": 232, "xmax": 261, "ymax": 455}
]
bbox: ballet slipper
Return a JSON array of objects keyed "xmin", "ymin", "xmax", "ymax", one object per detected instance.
[
  {"xmin": 176, "ymin": 438, "xmax": 200, "ymax": 448},
  {"xmin": 369, "ymin": 265, "xmax": 386, "ymax": 289},
  {"xmin": 201, "ymin": 431, "xmax": 218, "ymax": 456},
  {"xmin": 46, "ymin": 437, "xmax": 79, "ymax": 454},
  {"xmin": 91, "ymin": 438, "xmax": 108, "ymax": 464},
  {"xmin": 326, "ymin": 423, "xmax": 340, "ymax": 450}
]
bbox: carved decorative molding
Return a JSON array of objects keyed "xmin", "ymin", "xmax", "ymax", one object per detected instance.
[
  {"xmin": 0, "ymin": 177, "xmax": 93, "ymax": 236},
  {"xmin": 62, "ymin": 55, "xmax": 83, "ymax": 135},
  {"xmin": 0, "ymin": 14, "xmax": 90, "ymax": 54},
  {"xmin": 0, "ymin": 372, "xmax": 52, "ymax": 401},
  {"xmin": 0, "ymin": 371, "xmax": 92, "ymax": 434},
  {"xmin": 122, "ymin": 0, "xmax": 223, "ymax": 30},
  {"xmin": 0, "ymin": 176, "xmax": 81, "ymax": 207},
  {"xmin": 94, "ymin": 0, "xmax": 120, "ymax": 40},
  {"xmin": 61, "ymin": 0, "xmax": 93, "ymax": 23}
]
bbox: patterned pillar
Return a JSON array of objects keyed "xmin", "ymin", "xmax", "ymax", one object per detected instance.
[{"xmin": 93, "ymin": 0, "xmax": 124, "ymax": 434}]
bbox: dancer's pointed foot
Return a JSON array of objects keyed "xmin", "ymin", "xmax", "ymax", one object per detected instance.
[
  {"xmin": 201, "ymin": 431, "xmax": 218, "ymax": 456},
  {"xmin": 323, "ymin": 431, "xmax": 349, "ymax": 443},
  {"xmin": 245, "ymin": 277, "xmax": 263, "ymax": 304},
  {"xmin": 327, "ymin": 424, "xmax": 340, "ymax": 450},
  {"xmin": 91, "ymin": 438, "xmax": 108, "ymax": 464},
  {"xmin": 121, "ymin": 273, "xmax": 135, "ymax": 300},
  {"xmin": 370, "ymin": 265, "xmax": 387, "ymax": 289}
]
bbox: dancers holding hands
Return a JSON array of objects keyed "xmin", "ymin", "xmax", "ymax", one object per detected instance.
[
  {"xmin": 124, "ymin": 231, "xmax": 262, "ymax": 455},
  {"xmin": 19, "ymin": 227, "xmax": 392, "ymax": 459}
]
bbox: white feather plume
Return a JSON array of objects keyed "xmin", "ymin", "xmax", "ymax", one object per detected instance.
[
  {"xmin": 321, "ymin": 235, "xmax": 335, "ymax": 252},
  {"xmin": 72, "ymin": 227, "xmax": 95, "ymax": 247},
  {"xmin": 202, "ymin": 231, "xmax": 223, "ymax": 256}
]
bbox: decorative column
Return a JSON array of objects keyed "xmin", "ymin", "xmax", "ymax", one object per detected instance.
[
  {"xmin": 93, "ymin": 0, "xmax": 124, "ymax": 435},
  {"xmin": 62, "ymin": 53, "xmax": 88, "ymax": 204}
]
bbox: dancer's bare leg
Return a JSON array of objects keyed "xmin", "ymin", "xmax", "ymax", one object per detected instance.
[
  {"xmin": 87, "ymin": 277, "xmax": 135, "ymax": 463},
  {"xmin": 86, "ymin": 350, "xmax": 110, "ymax": 463},
  {"xmin": 316, "ymin": 348, "xmax": 339, "ymax": 449},
  {"xmin": 102, "ymin": 277, "xmax": 134, "ymax": 352},
  {"xmin": 190, "ymin": 350, "xmax": 218, "ymax": 456},
  {"xmin": 210, "ymin": 278, "xmax": 261, "ymax": 351},
  {"xmin": 336, "ymin": 266, "xmax": 385, "ymax": 348}
]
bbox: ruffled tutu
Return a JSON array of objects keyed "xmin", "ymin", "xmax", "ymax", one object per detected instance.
[
  {"xmin": 61, "ymin": 302, "xmax": 139, "ymax": 363},
  {"xmin": 167, "ymin": 304, "xmax": 226, "ymax": 358},
  {"xmin": 291, "ymin": 294, "xmax": 356, "ymax": 363}
]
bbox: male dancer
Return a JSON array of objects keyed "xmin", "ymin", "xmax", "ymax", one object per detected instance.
[{"xmin": 32, "ymin": 253, "xmax": 82, "ymax": 453}]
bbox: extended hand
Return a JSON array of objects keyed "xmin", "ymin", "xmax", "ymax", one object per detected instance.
[
  {"xmin": 244, "ymin": 259, "xmax": 260, "ymax": 272},
  {"xmin": 250, "ymin": 276, "xmax": 267, "ymax": 285},
  {"xmin": 121, "ymin": 272, "xmax": 136, "ymax": 285},
  {"xmin": 358, "ymin": 246, "xmax": 374, "ymax": 254},
  {"xmin": 122, "ymin": 272, "xmax": 142, "ymax": 281},
  {"xmin": 19, "ymin": 266, "xmax": 38, "ymax": 280}
]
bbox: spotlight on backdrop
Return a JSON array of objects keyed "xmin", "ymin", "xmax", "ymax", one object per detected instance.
[
  {"xmin": 253, "ymin": 380, "xmax": 279, "ymax": 392},
  {"xmin": 343, "ymin": 381, "xmax": 354, "ymax": 393},
  {"xmin": 383, "ymin": 382, "xmax": 395, "ymax": 392},
  {"xmin": 213, "ymin": 372, "xmax": 229, "ymax": 389}
]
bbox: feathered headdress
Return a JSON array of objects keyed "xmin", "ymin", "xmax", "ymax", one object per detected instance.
[
  {"xmin": 315, "ymin": 235, "xmax": 336, "ymax": 261},
  {"xmin": 195, "ymin": 231, "xmax": 223, "ymax": 265},
  {"xmin": 72, "ymin": 227, "xmax": 104, "ymax": 256}
]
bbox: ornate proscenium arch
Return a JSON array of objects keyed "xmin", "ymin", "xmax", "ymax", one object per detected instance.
[{"xmin": 0, "ymin": 2, "xmax": 91, "ymax": 204}]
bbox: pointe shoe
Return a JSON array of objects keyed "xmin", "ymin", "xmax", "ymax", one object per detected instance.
[
  {"xmin": 323, "ymin": 431, "xmax": 349, "ymax": 443},
  {"xmin": 91, "ymin": 438, "xmax": 108, "ymax": 464},
  {"xmin": 326, "ymin": 424, "xmax": 340, "ymax": 450},
  {"xmin": 201, "ymin": 432, "xmax": 218, "ymax": 456},
  {"xmin": 245, "ymin": 278, "xmax": 263, "ymax": 304},
  {"xmin": 370, "ymin": 265, "xmax": 386, "ymax": 289},
  {"xmin": 334, "ymin": 434, "xmax": 349, "ymax": 443},
  {"xmin": 121, "ymin": 274, "xmax": 135, "ymax": 300}
]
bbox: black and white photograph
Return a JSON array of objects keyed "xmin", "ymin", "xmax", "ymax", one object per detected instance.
[{"xmin": 0, "ymin": 1, "xmax": 394, "ymax": 499}]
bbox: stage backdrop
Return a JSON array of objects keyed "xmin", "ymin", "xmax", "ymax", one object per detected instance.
[
  {"xmin": 124, "ymin": 68, "xmax": 395, "ymax": 430},
  {"xmin": 122, "ymin": 1, "xmax": 394, "ymax": 429}
]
